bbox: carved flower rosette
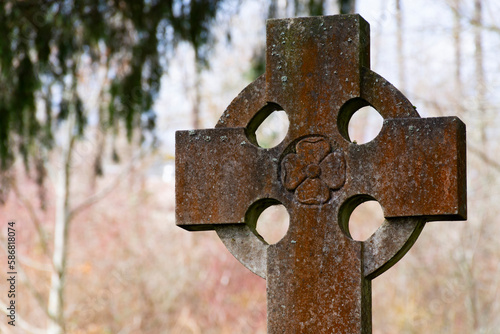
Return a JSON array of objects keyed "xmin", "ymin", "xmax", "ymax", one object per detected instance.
[{"xmin": 281, "ymin": 137, "xmax": 346, "ymax": 205}]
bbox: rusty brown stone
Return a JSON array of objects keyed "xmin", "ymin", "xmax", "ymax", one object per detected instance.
[
  {"xmin": 175, "ymin": 14, "xmax": 467, "ymax": 333},
  {"xmin": 281, "ymin": 136, "xmax": 346, "ymax": 205}
]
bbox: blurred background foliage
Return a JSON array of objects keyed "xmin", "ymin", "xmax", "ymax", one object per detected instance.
[{"xmin": 0, "ymin": 0, "xmax": 223, "ymax": 171}]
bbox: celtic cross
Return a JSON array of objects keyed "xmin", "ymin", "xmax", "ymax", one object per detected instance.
[{"xmin": 176, "ymin": 15, "xmax": 466, "ymax": 333}]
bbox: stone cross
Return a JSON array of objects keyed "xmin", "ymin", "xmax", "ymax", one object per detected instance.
[{"xmin": 176, "ymin": 15, "xmax": 466, "ymax": 333}]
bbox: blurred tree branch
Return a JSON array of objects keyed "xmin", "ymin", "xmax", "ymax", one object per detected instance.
[
  {"xmin": 0, "ymin": 234, "xmax": 52, "ymax": 325},
  {"xmin": 69, "ymin": 145, "xmax": 148, "ymax": 221},
  {"xmin": 0, "ymin": 299, "xmax": 45, "ymax": 334},
  {"xmin": 11, "ymin": 177, "xmax": 51, "ymax": 259}
]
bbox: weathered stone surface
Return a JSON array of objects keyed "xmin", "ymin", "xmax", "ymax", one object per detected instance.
[{"xmin": 176, "ymin": 14, "xmax": 467, "ymax": 333}]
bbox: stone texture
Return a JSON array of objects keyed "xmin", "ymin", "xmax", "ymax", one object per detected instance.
[{"xmin": 176, "ymin": 14, "xmax": 467, "ymax": 333}]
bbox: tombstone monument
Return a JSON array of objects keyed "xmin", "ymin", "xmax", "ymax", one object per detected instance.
[{"xmin": 175, "ymin": 14, "xmax": 467, "ymax": 333}]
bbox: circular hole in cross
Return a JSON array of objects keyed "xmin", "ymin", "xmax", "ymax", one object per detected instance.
[
  {"xmin": 255, "ymin": 204, "xmax": 290, "ymax": 244},
  {"xmin": 348, "ymin": 106, "xmax": 383, "ymax": 144},
  {"xmin": 255, "ymin": 110, "xmax": 289, "ymax": 148},
  {"xmin": 349, "ymin": 200, "xmax": 385, "ymax": 241}
]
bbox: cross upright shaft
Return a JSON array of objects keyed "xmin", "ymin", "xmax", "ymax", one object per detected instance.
[{"xmin": 176, "ymin": 15, "xmax": 466, "ymax": 333}]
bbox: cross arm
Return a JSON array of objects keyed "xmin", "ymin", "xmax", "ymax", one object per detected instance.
[
  {"xmin": 175, "ymin": 128, "xmax": 280, "ymax": 231},
  {"xmin": 347, "ymin": 116, "xmax": 466, "ymax": 221}
]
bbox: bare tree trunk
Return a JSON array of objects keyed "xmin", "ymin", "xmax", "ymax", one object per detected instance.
[
  {"xmin": 474, "ymin": 0, "xmax": 486, "ymax": 145},
  {"xmin": 269, "ymin": 0, "xmax": 278, "ymax": 18},
  {"xmin": 339, "ymin": 0, "xmax": 356, "ymax": 14},
  {"xmin": 91, "ymin": 107, "xmax": 106, "ymax": 191},
  {"xmin": 91, "ymin": 58, "xmax": 111, "ymax": 190},
  {"xmin": 462, "ymin": 1, "xmax": 487, "ymax": 332},
  {"xmin": 395, "ymin": 0, "xmax": 405, "ymax": 93},
  {"xmin": 192, "ymin": 65, "xmax": 202, "ymax": 130},
  {"xmin": 452, "ymin": 0, "xmax": 463, "ymax": 95},
  {"xmin": 47, "ymin": 111, "xmax": 75, "ymax": 334}
]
